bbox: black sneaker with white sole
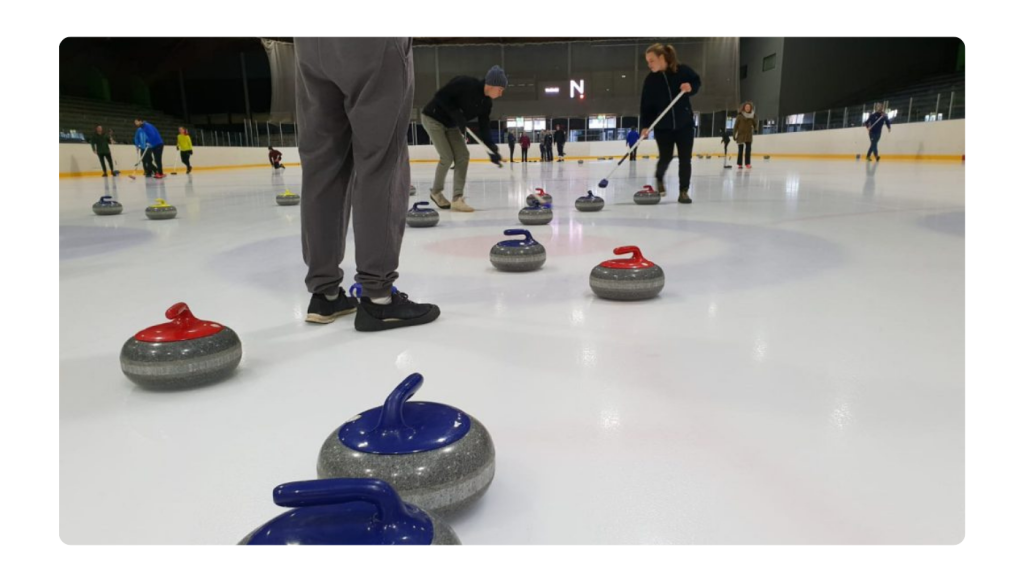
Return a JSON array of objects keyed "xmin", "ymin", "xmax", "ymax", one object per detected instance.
[
  {"xmin": 354, "ymin": 290, "xmax": 440, "ymax": 332},
  {"xmin": 306, "ymin": 291, "xmax": 358, "ymax": 323}
]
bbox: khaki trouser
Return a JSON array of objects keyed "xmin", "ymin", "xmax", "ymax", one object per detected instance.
[{"xmin": 422, "ymin": 113, "xmax": 469, "ymax": 199}]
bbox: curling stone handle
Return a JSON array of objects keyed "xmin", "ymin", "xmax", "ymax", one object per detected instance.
[
  {"xmin": 586, "ymin": 190, "xmax": 596, "ymax": 199},
  {"xmin": 534, "ymin": 187, "xmax": 546, "ymax": 195},
  {"xmin": 502, "ymin": 229, "xmax": 535, "ymax": 244},
  {"xmin": 642, "ymin": 185, "xmax": 655, "ymax": 193},
  {"xmin": 273, "ymin": 478, "xmax": 414, "ymax": 523},
  {"xmin": 164, "ymin": 302, "xmax": 194, "ymax": 321},
  {"xmin": 376, "ymin": 373, "xmax": 424, "ymax": 431},
  {"xmin": 412, "ymin": 201, "xmax": 430, "ymax": 211},
  {"xmin": 613, "ymin": 246, "xmax": 645, "ymax": 262},
  {"xmin": 100, "ymin": 195, "xmax": 113, "ymax": 203}
]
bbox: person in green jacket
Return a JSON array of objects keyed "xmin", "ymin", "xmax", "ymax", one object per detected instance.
[
  {"xmin": 89, "ymin": 126, "xmax": 117, "ymax": 177},
  {"xmin": 176, "ymin": 127, "xmax": 194, "ymax": 174}
]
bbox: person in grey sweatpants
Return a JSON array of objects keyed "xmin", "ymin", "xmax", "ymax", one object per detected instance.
[{"xmin": 295, "ymin": 37, "xmax": 439, "ymax": 332}]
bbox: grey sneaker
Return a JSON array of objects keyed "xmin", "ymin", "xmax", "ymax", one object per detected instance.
[
  {"xmin": 451, "ymin": 197, "xmax": 475, "ymax": 212},
  {"xmin": 430, "ymin": 190, "xmax": 451, "ymax": 209}
]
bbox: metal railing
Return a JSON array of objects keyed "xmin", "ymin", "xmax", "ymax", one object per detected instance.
[
  {"xmin": 61, "ymin": 88, "xmax": 964, "ymax": 147},
  {"xmin": 59, "ymin": 120, "xmax": 298, "ymax": 148},
  {"xmin": 748, "ymin": 89, "xmax": 964, "ymax": 136}
]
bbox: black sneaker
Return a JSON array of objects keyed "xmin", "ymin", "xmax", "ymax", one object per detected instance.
[
  {"xmin": 306, "ymin": 290, "xmax": 358, "ymax": 323},
  {"xmin": 355, "ymin": 290, "xmax": 440, "ymax": 332}
]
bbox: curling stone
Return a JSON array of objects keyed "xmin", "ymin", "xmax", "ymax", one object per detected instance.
[
  {"xmin": 634, "ymin": 186, "xmax": 659, "ymax": 206},
  {"xmin": 590, "ymin": 246, "xmax": 665, "ymax": 301},
  {"xmin": 642, "ymin": 155, "xmax": 650, "ymax": 160},
  {"xmin": 239, "ymin": 478, "xmax": 460, "ymax": 545},
  {"xmin": 518, "ymin": 198, "xmax": 553, "ymax": 226},
  {"xmin": 92, "ymin": 195, "xmax": 122, "ymax": 216},
  {"xmin": 764, "ymin": 156, "xmax": 771, "ymax": 161},
  {"xmin": 856, "ymin": 154, "xmax": 862, "ymax": 160},
  {"xmin": 578, "ymin": 160, "xmax": 584, "ymax": 165},
  {"xmin": 528, "ymin": 187, "xmax": 552, "ymax": 205},
  {"xmin": 490, "ymin": 229, "xmax": 546, "ymax": 272},
  {"xmin": 573, "ymin": 190, "xmax": 602, "ymax": 211},
  {"xmin": 120, "ymin": 302, "xmax": 242, "ymax": 388},
  {"xmin": 145, "ymin": 198, "xmax": 177, "ymax": 220},
  {"xmin": 276, "ymin": 189, "xmax": 301, "ymax": 206},
  {"xmin": 410, "ymin": 185, "xmax": 417, "ymax": 196},
  {"xmin": 317, "ymin": 373, "xmax": 495, "ymax": 514},
  {"xmin": 407, "ymin": 201, "xmax": 439, "ymax": 228}
]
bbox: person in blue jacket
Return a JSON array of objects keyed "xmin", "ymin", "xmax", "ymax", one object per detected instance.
[
  {"xmin": 622, "ymin": 128, "xmax": 638, "ymax": 161},
  {"xmin": 133, "ymin": 118, "xmax": 165, "ymax": 178}
]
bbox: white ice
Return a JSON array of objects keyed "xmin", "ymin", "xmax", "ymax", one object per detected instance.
[{"xmin": 60, "ymin": 156, "xmax": 964, "ymax": 544}]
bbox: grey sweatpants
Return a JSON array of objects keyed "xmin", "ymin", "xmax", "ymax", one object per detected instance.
[
  {"xmin": 295, "ymin": 38, "xmax": 413, "ymax": 298},
  {"xmin": 422, "ymin": 113, "xmax": 469, "ymax": 199}
]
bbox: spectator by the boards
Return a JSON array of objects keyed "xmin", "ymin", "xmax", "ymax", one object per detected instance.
[
  {"xmin": 90, "ymin": 125, "xmax": 117, "ymax": 177},
  {"xmin": 733, "ymin": 102, "xmax": 757, "ymax": 169},
  {"xmin": 177, "ymin": 127, "xmax": 194, "ymax": 174}
]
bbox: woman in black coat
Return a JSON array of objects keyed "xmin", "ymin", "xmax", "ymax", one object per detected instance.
[{"xmin": 640, "ymin": 43, "xmax": 701, "ymax": 204}]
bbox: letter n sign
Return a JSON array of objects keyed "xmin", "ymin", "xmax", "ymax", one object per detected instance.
[{"xmin": 569, "ymin": 79, "xmax": 585, "ymax": 99}]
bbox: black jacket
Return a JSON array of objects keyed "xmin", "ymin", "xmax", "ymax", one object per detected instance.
[
  {"xmin": 640, "ymin": 65, "xmax": 702, "ymax": 131},
  {"xmin": 422, "ymin": 76, "xmax": 498, "ymax": 152},
  {"xmin": 554, "ymin": 129, "xmax": 566, "ymax": 145},
  {"xmin": 507, "ymin": 132, "xmax": 516, "ymax": 147}
]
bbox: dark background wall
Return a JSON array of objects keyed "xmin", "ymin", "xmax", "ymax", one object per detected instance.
[
  {"xmin": 779, "ymin": 37, "xmax": 961, "ymax": 115},
  {"xmin": 61, "ymin": 38, "xmax": 738, "ymax": 125},
  {"xmin": 412, "ymin": 38, "xmax": 739, "ymax": 120},
  {"xmin": 738, "ymin": 37, "xmax": 963, "ymax": 120},
  {"xmin": 739, "ymin": 37, "xmax": 784, "ymax": 121},
  {"xmin": 61, "ymin": 37, "xmax": 961, "ymax": 128}
]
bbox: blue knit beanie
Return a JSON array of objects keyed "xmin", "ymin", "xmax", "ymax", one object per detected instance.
[{"xmin": 484, "ymin": 65, "xmax": 508, "ymax": 88}]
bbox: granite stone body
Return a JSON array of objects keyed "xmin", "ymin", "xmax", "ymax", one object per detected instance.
[
  {"xmin": 575, "ymin": 194, "xmax": 605, "ymax": 212},
  {"xmin": 92, "ymin": 198, "xmax": 123, "ymax": 215},
  {"xmin": 633, "ymin": 187, "xmax": 660, "ymax": 205},
  {"xmin": 407, "ymin": 202, "xmax": 440, "ymax": 228},
  {"xmin": 120, "ymin": 328, "xmax": 242, "ymax": 388},
  {"xmin": 518, "ymin": 205, "xmax": 553, "ymax": 225}
]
